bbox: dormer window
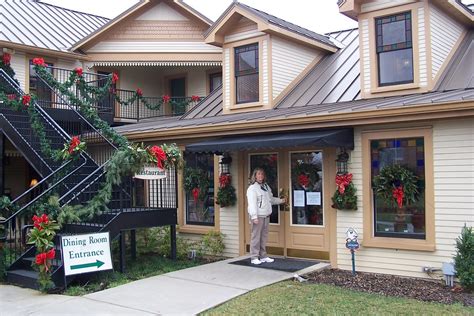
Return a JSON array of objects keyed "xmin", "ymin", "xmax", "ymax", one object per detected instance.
[
  {"xmin": 235, "ymin": 43, "xmax": 259, "ymax": 104},
  {"xmin": 376, "ymin": 12, "xmax": 413, "ymax": 86}
]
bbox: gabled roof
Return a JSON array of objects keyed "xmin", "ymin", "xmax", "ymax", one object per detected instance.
[
  {"xmin": 71, "ymin": 0, "xmax": 213, "ymax": 52},
  {"xmin": 0, "ymin": 0, "xmax": 108, "ymax": 52},
  {"xmin": 205, "ymin": 1, "xmax": 338, "ymax": 52}
]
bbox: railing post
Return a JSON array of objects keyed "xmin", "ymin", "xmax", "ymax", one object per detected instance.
[{"xmin": 136, "ymin": 96, "xmax": 140, "ymax": 122}]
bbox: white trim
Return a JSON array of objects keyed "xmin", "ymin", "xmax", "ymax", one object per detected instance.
[
  {"xmin": 88, "ymin": 41, "xmax": 222, "ymax": 53},
  {"xmin": 93, "ymin": 61, "xmax": 222, "ymax": 67}
]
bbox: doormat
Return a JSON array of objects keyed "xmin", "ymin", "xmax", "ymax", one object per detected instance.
[{"xmin": 229, "ymin": 257, "xmax": 318, "ymax": 272}]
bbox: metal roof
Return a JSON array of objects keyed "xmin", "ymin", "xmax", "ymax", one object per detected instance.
[{"xmin": 0, "ymin": 0, "xmax": 109, "ymax": 52}]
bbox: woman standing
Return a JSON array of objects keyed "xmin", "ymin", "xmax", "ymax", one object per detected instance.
[{"xmin": 247, "ymin": 167, "xmax": 286, "ymax": 265}]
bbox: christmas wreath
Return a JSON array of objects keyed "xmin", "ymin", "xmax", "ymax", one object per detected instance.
[
  {"xmin": 184, "ymin": 167, "xmax": 210, "ymax": 202},
  {"xmin": 373, "ymin": 164, "xmax": 419, "ymax": 208},
  {"xmin": 293, "ymin": 161, "xmax": 320, "ymax": 189},
  {"xmin": 331, "ymin": 173, "xmax": 357, "ymax": 210},
  {"xmin": 216, "ymin": 173, "xmax": 236, "ymax": 207}
]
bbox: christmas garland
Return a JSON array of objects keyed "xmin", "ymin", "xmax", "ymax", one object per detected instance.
[
  {"xmin": 331, "ymin": 173, "xmax": 357, "ymax": 210},
  {"xmin": 216, "ymin": 173, "xmax": 236, "ymax": 207},
  {"xmin": 184, "ymin": 167, "xmax": 210, "ymax": 202},
  {"xmin": 373, "ymin": 164, "xmax": 419, "ymax": 208}
]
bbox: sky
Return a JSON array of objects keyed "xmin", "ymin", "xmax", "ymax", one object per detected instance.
[{"xmin": 41, "ymin": 0, "xmax": 359, "ymax": 34}]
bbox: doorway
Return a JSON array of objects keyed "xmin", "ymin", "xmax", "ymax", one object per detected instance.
[{"xmin": 169, "ymin": 77, "xmax": 186, "ymax": 115}]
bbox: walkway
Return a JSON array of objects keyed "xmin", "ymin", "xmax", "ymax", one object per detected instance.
[{"xmin": 0, "ymin": 256, "xmax": 329, "ymax": 315}]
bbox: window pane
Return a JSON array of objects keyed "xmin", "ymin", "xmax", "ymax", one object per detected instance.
[
  {"xmin": 249, "ymin": 154, "xmax": 279, "ymax": 224},
  {"xmin": 371, "ymin": 137, "xmax": 425, "ymax": 239},
  {"xmin": 237, "ymin": 50, "xmax": 257, "ymax": 73},
  {"xmin": 379, "ymin": 49, "xmax": 413, "ymax": 85},
  {"xmin": 382, "ymin": 20, "xmax": 406, "ymax": 45},
  {"xmin": 290, "ymin": 152, "xmax": 323, "ymax": 226},
  {"xmin": 185, "ymin": 153, "xmax": 215, "ymax": 226},
  {"xmin": 236, "ymin": 73, "xmax": 259, "ymax": 103}
]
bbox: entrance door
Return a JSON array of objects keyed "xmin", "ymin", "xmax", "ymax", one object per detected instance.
[
  {"xmin": 244, "ymin": 149, "xmax": 333, "ymax": 260},
  {"xmin": 169, "ymin": 77, "xmax": 186, "ymax": 115}
]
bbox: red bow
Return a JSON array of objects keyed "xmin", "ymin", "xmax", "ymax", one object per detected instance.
[
  {"xmin": 22, "ymin": 95, "xmax": 31, "ymax": 106},
  {"xmin": 2, "ymin": 53, "xmax": 11, "ymax": 65},
  {"xmin": 191, "ymin": 95, "xmax": 200, "ymax": 102},
  {"xmin": 32, "ymin": 57, "xmax": 46, "ymax": 67},
  {"xmin": 162, "ymin": 95, "xmax": 171, "ymax": 103},
  {"xmin": 192, "ymin": 187, "xmax": 200, "ymax": 202},
  {"xmin": 392, "ymin": 186, "xmax": 404, "ymax": 208},
  {"xmin": 219, "ymin": 174, "xmax": 231, "ymax": 187},
  {"xmin": 69, "ymin": 136, "xmax": 81, "ymax": 154},
  {"xmin": 149, "ymin": 145, "xmax": 166, "ymax": 169},
  {"xmin": 136, "ymin": 88, "xmax": 143, "ymax": 96},
  {"xmin": 35, "ymin": 248, "xmax": 55, "ymax": 271},
  {"xmin": 298, "ymin": 174, "xmax": 310, "ymax": 187},
  {"xmin": 335, "ymin": 173, "xmax": 352, "ymax": 194},
  {"xmin": 111, "ymin": 73, "xmax": 119, "ymax": 84},
  {"xmin": 74, "ymin": 67, "xmax": 83, "ymax": 77}
]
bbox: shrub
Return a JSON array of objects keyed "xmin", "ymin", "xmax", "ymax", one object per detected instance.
[
  {"xmin": 454, "ymin": 225, "xmax": 474, "ymax": 291},
  {"xmin": 201, "ymin": 231, "xmax": 225, "ymax": 258}
]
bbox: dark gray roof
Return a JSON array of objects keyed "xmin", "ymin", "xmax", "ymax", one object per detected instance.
[
  {"xmin": 0, "ymin": 0, "xmax": 109, "ymax": 52},
  {"xmin": 181, "ymin": 85, "xmax": 223, "ymax": 119},
  {"xmin": 205, "ymin": 1, "xmax": 337, "ymax": 49}
]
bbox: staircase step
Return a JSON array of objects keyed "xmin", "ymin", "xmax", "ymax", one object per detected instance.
[{"xmin": 6, "ymin": 269, "xmax": 39, "ymax": 289}]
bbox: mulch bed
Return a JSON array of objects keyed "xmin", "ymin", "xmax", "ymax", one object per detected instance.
[{"xmin": 307, "ymin": 269, "xmax": 474, "ymax": 307}]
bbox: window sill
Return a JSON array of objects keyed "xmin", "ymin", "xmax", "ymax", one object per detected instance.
[
  {"xmin": 178, "ymin": 225, "xmax": 217, "ymax": 235},
  {"xmin": 229, "ymin": 101, "xmax": 262, "ymax": 110},
  {"xmin": 371, "ymin": 82, "xmax": 419, "ymax": 94},
  {"xmin": 362, "ymin": 237, "xmax": 435, "ymax": 252}
]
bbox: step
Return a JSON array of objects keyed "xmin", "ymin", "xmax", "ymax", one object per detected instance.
[{"xmin": 6, "ymin": 269, "xmax": 39, "ymax": 289}]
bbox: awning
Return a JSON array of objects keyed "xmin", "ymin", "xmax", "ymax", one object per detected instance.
[{"xmin": 185, "ymin": 129, "xmax": 354, "ymax": 153}]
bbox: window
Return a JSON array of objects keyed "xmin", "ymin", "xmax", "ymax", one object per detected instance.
[
  {"xmin": 235, "ymin": 43, "xmax": 259, "ymax": 104},
  {"xmin": 371, "ymin": 137, "xmax": 425, "ymax": 239},
  {"xmin": 209, "ymin": 72, "xmax": 222, "ymax": 93},
  {"xmin": 376, "ymin": 12, "xmax": 413, "ymax": 86},
  {"xmin": 184, "ymin": 153, "xmax": 215, "ymax": 226}
]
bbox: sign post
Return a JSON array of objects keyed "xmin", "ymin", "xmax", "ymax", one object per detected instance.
[
  {"xmin": 62, "ymin": 232, "xmax": 113, "ymax": 277},
  {"xmin": 345, "ymin": 227, "xmax": 360, "ymax": 276}
]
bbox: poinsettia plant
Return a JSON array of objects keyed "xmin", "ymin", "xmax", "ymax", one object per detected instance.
[
  {"xmin": 59, "ymin": 136, "xmax": 86, "ymax": 160},
  {"xmin": 27, "ymin": 214, "xmax": 60, "ymax": 291}
]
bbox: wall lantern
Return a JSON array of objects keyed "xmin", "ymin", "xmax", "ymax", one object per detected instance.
[
  {"xmin": 219, "ymin": 153, "xmax": 232, "ymax": 175},
  {"xmin": 29, "ymin": 178, "xmax": 39, "ymax": 187},
  {"xmin": 336, "ymin": 148, "xmax": 349, "ymax": 175}
]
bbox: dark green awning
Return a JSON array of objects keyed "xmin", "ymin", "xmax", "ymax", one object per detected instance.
[{"xmin": 186, "ymin": 128, "xmax": 354, "ymax": 153}]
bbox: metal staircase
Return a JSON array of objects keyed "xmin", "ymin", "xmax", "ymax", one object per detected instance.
[{"xmin": 0, "ymin": 67, "xmax": 178, "ymax": 290}]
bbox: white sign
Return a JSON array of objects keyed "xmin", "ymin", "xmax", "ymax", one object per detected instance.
[
  {"xmin": 62, "ymin": 232, "xmax": 113, "ymax": 276},
  {"xmin": 134, "ymin": 164, "xmax": 166, "ymax": 180},
  {"xmin": 306, "ymin": 192, "xmax": 321, "ymax": 205},
  {"xmin": 293, "ymin": 190, "xmax": 305, "ymax": 207}
]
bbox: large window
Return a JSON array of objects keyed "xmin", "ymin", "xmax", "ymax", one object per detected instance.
[
  {"xmin": 184, "ymin": 153, "xmax": 215, "ymax": 226},
  {"xmin": 235, "ymin": 43, "xmax": 259, "ymax": 104},
  {"xmin": 371, "ymin": 137, "xmax": 425, "ymax": 239},
  {"xmin": 375, "ymin": 12, "xmax": 413, "ymax": 86}
]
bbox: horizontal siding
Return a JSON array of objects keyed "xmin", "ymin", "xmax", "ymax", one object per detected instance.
[
  {"xmin": 88, "ymin": 41, "xmax": 222, "ymax": 53},
  {"xmin": 262, "ymin": 39, "xmax": 269, "ymax": 105},
  {"xmin": 188, "ymin": 68, "xmax": 206, "ymax": 97},
  {"xmin": 430, "ymin": 5, "xmax": 464, "ymax": 79},
  {"xmin": 271, "ymin": 36, "xmax": 322, "ymax": 99},
  {"xmin": 361, "ymin": 0, "xmax": 416, "ymax": 12},
  {"xmin": 337, "ymin": 119, "xmax": 474, "ymax": 278},
  {"xmin": 224, "ymin": 30, "xmax": 265, "ymax": 43},
  {"xmin": 360, "ymin": 19, "xmax": 371, "ymax": 94},
  {"xmin": 10, "ymin": 52, "xmax": 26, "ymax": 90},
  {"xmin": 223, "ymin": 48, "xmax": 230, "ymax": 109},
  {"xmin": 418, "ymin": 7, "xmax": 427, "ymax": 87}
]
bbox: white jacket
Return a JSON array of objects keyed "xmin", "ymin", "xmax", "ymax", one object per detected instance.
[{"xmin": 247, "ymin": 182, "xmax": 283, "ymax": 220}]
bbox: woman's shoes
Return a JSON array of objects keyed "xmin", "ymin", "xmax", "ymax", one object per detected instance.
[
  {"xmin": 259, "ymin": 257, "xmax": 274, "ymax": 263},
  {"xmin": 251, "ymin": 258, "xmax": 262, "ymax": 265}
]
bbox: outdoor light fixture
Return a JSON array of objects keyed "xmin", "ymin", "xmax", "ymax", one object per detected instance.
[
  {"xmin": 336, "ymin": 148, "xmax": 349, "ymax": 174},
  {"xmin": 219, "ymin": 153, "xmax": 232, "ymax": 174},
  {"xmin": 29, "ymin": 178, "xmax": 38, "ymax": 187}
]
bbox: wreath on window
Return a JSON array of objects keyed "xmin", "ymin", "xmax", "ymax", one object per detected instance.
[
  {"xmin": 293, "ymin": 161, "xmax": 320, "ymax": 190},
  {"xmin": 216, "ymin": 173, "xmax": 237, "ymax": 207},
  {"xmin": 184, "ymin": 167, "xmax": 210, "ymax": 202},
  {"xmin": 373, "ymin": 164, "xmax": 419, "ymax": 208},
  {"xmin": 331, "ymin": 173, "xmax": 357, "ymax": 210}
]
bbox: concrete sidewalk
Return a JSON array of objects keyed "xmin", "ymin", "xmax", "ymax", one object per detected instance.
[{"xmin": 0, "ymin": 256, "xmax": 329, "ymax": 315}]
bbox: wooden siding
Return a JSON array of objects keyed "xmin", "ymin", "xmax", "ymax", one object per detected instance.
[
  {"xmin": 227, "ymin": 16, "xmax": 258, "ymax": 36},
  {"xmin": 271, "ymin": 37, "xmax": 322, "ymax": 99},
  {"xmin": 223, "ymin": 48, "xmax": 231, "ymax": 110},
  {"xmin": 337, "ymin": 119, "xmax": 474, "ymax": 278},
  {"xmin": 87, "ymin": 41, "xmax": 221, "ymax": 53},
  {"xmin": 136, "ymin": 2, "xmax": 188, "ymax": 21},
  {"xmin": 418, "ymin": 7, "xmax": 428, "ymax": 87},
  {"xmin": 430, "ymin": 5, "xmax": 464, "ymax": 79},
  {"xmin": 361, "ymin": 0, "xmax": 416, "ymax": 13},
  {"xmin": 360, "ymin": 19, "xmax": 371, "ymax": 94},
  {"xmin": 107, "ymin": 21, "xmax": 206, "ymax": 40},
  {"xmin": 224, "ymin": 30, "xmax": 265, "ymax": 43},
  {"xmin": 188, "ymin": 68, "xmax": 207, "ymax": 97},
  {"xmin": 262, "ymin": 39, "xmax": 269, "ymax": 105},
  {"xmin": 10, "ymin": 52, "xmax": 26, "ymax": 90}
]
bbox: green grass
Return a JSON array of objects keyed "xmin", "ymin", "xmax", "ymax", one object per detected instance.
[
  {"xmin": 202, "ymin": 281, "xmax": 473, "ymax": 315},
  {"xmin": 64, "ymin": 254, "xmax": 202, "ymax": 296}
]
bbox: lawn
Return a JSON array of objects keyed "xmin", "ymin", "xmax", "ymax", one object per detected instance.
[{"xmin": 202, "ymin": 281, "xmax": 473, "ymax": 315}]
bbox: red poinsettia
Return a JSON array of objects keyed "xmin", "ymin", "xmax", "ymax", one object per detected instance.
[
  {"xmin": 148, "ymin": 145, "xmax": 166, "ymax": 169},
  {"xmin": 22, "ymin": 95, "xmax": 31, "ymax": 106},
  {"xmin": 32, "ymin": 57, "xmax": 46, "ymax": 67},
  {"xmin": 33, "ymin": 214, "xmax": 50, "ymax": 231},
  {"xmin": 191, "ymin": 95, "xmax": 200, "ymax": 102},
  {"xmin": 392, "ymin": 186, "xmax": 404, "ymax": 209},
  {"xmin": 136, "ymin": 88, "xmax": 143, "ymax": 96},
  {"xmin": 219, "ymin": 174, "xmax": 231, "ymax": 187},
  {"xmin": 192, "ymin": 187, "xmax": 200, "ymax": 202},
  {"xmin": 335, "ymin": 173, "xmax": 353, "ymax": 194},
  {"xmin": 35, "ymin": 248, "xmax": 55, "ymax": 271},
  {"xmin": 111, "ymin": 72, "xmax": 119, "ymax": 84},
  {"xmin": 298, "ymin": 174, "xmax": 310, "ymax": 187},
  {"xmin": 68, "ymin": 136, "xmax": 81, "ymax": 154},
  {"xmin": 162, "ymin": 95, "xmax": 171, "ymax": 103},
  {"xmin": 2, "ymin": 53, "xmax": 11, "ymax": 65},
  {"xmin": 74, "ymin": 67, "xmax": 83, "ymax": 77}
]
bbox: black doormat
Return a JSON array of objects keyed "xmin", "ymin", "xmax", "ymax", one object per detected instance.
[{"xmin": 229, "ymin": 257, "xmax": 318, "ymax": 272}]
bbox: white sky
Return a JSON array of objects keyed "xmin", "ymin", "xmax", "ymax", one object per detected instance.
[{"xmin": 41, "ymin": 0, "xmax": 359, "ymax": 34}]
